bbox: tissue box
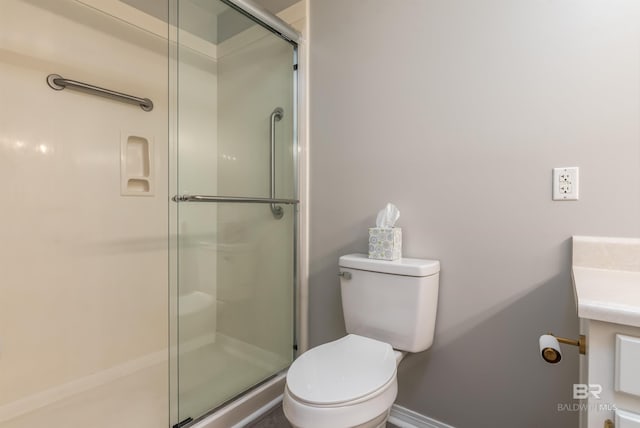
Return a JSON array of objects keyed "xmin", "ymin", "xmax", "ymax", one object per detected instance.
[{"xmin": 368, "ymin": 227, "xmax": 402, "ymax": 260}]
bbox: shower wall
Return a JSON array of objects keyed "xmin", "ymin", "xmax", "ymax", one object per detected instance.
[
  {"xmin": 1, "ymin": 0, "xmax": 304, "ymax": 426},
  {"xmin": 0, "ymin": 1, "xmax": 168, "ymax": 426}
]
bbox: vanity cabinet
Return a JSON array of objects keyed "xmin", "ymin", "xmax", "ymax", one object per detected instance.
[
  {"xmin": 572, "ymin": 236, "xmax": 640, "ymax": 428},
  {"xmin": 580, "ymin": 320, "xmax": 640, "ymax": 428}
]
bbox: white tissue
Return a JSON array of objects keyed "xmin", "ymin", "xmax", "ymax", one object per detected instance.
[{"xmin": 375, "ymin": 203, "xmax": 400, "ymax": 228}]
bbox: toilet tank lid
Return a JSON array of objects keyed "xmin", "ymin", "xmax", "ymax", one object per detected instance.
[{"xmin": 339, "ymin": 254, "xmax": 440, "ymax": 277}]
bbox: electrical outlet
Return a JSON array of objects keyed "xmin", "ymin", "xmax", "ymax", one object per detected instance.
[{"xmin": 553, "ymin": 167, "xmax": 579, "ymax": 201}]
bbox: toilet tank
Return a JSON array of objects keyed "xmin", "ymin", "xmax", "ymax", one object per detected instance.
[{"xmin": 338, "ymin": 254, "xmax": 440, "ymax": 353}]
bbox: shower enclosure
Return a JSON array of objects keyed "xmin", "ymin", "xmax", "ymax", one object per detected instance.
[
  {"xmin": 0, "ymin": 0, "xmax": 300, "ymax": 427},
  {"xmin": 170, "ymin": 0, "xmax": 299, "ymax": 425}
]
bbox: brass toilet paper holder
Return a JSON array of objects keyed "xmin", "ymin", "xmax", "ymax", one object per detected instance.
[
  {"xmin": 551, "ymin": 333, "xmax": 586, "ymax": 354},
  {"xmin": 540, "ymin": 333, "xmax": 586, "ymax": 364}
]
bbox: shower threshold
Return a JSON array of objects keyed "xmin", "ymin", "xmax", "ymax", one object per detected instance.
[{"xmin": 187, "ymin": 372, "xmax": 287, "ymax": 428}]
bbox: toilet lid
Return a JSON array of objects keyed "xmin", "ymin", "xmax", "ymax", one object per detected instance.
[{"xmin": 286, "ymin": 334, "xmax": 397, "ymax": 405}]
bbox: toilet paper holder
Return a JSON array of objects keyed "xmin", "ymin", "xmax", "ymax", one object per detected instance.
[{"xmin": 539, "ymin": 333, "xmax": 586, "ymax": 364}]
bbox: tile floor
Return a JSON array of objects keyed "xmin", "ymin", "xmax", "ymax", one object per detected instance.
[
  {"xmin": 247, "ymin": 405, "xmax": 400, "ymax": 428},
  {"xmin": 246, "ymin": 404, "xmax": 291, "ymax": 427}
]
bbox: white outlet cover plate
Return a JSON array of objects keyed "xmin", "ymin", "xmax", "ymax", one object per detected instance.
[{"xmin": 553, "ymin": 167, "xmax": 579, "ymax": 201}]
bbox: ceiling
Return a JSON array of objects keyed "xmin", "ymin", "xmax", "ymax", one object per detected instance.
[
  {"xmin": 253, "ymin": 0, "xmax": 299, "ymax": 14},
  {"xmin": 119, "ymin": 0, "xmax": 298, "ymax": 43},
  {"xmin": 119, "ymin": 0, "xmax": 297, "ymax": 23}
]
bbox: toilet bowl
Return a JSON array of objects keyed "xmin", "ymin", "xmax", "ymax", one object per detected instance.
[
  {"xmin": 283, "ymin": 335, "xmax": 404, "ymax": 428},
  {"xmin": 283, "ymin": 254, "xmax": 440, "ymax": 428}
]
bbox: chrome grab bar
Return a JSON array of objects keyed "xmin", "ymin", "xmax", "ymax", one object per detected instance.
[
  {"xmin": 172, "ymin": 195, "xmax": 299, "ymax": 204},
  {"xmin": 46, "ymin": 74, "xmax": 154, "ymax": 112},
  {"xmin": 270, "ymin": 107, "xmax": 284, "ymax": 219}
]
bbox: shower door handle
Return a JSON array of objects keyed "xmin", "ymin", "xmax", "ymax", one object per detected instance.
[{"xmin": 270, "ymin": 107, "xmax": 284, "ymax": 219}]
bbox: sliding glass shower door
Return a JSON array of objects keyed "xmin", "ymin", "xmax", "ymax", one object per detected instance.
[{"xmin": 171, "ymin": 1, "xmax": 297, "ymax": 424}]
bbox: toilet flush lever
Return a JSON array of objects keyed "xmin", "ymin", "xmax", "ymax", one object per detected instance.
[{"xmin": 338, "ymin": 271, "xmax": 352, "ymax": 280}]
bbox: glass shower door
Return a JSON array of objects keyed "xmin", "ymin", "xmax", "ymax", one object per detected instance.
[{"xmin": 172, "ymin": 0, "xmax": 297, "ymax": 423}]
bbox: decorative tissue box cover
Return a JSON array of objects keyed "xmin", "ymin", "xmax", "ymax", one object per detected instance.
[{"xmin": 368, "ymin": 227, "xmax": 402, "ymax": 260}]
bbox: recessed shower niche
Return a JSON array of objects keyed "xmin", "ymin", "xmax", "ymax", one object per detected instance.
[{"xmin": 121, "ymin": 132, "xmax": 154, "ymax": 195}]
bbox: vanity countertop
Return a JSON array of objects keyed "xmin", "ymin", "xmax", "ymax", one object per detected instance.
[
  {"xmin": 572, "ymin": 266, "xmax": 640, "ymax": 328},
  {"xmin": 572, "ymin": 236, "xmax": 640, "ymax": 327}
]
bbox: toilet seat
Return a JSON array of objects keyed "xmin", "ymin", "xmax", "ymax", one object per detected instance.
[
  {"xmin": 284, "ymin": 339, "xmax": 398, "ymax": 428},
  {"xmin": 283, "ymin": 376, "xmax": 397, "ymax": 428},
  {"xmin": 286, "ymin": 334, "xmax": 397, "ymax": 405}
]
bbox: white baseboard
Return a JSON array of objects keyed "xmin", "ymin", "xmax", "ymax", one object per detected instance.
[{"xmin": 388, "ymin": 404, "xmax": 456, "ymax": 428}]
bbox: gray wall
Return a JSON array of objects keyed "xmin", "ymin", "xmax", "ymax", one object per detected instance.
[{"xmin": 308, "ymin": 1, "xmax": 640, "ymax": 427}]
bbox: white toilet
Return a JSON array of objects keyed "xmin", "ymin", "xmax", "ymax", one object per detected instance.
[{"xmin": 283, "ymin": 253, "xmax": 440, "ymax": 428}]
